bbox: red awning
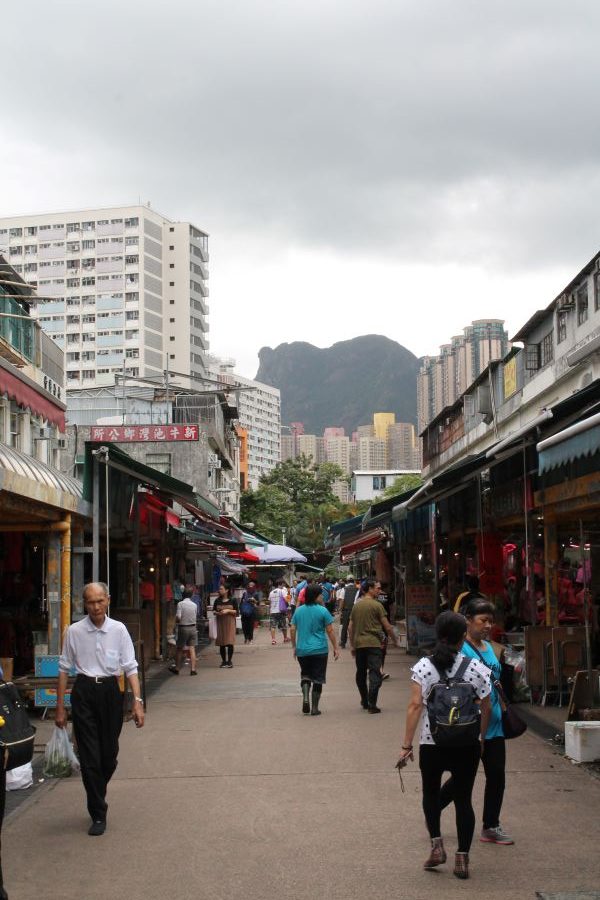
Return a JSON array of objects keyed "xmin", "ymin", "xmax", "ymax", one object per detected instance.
[
  {"xmin": 0, "ymin": 366, "xmax": 66, "ymax": 431},
  {"xmin": 228, "ymin": 550, "xmax": 260, "ymax": 563},
  {"xmin": 340, "ymin": 529, "xmax": 386, "ymax": 561}
]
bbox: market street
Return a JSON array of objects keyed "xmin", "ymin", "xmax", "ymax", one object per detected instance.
[{"xmin": 4, "ymin": 630, "xmax": 600, "ymax": 900}]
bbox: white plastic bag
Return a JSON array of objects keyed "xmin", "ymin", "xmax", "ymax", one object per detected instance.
[
  {"xmin": 43, "ymin": 726, "xmax": 80, "ymax": 778},
  {"xmin": 6, "ymin": 762, "xmax": 33, "ymax": 791},
  {"xmin": 208, "ymin": 615, "xmax": 217, "ymax": 641}
]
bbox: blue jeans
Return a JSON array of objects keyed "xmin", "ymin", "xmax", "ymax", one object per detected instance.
[{"xmin": 354, "ymin": 647, "xmax": 383, "ymax": 707}]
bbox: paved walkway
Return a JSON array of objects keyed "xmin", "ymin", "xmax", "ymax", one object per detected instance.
[{"xmin": 4, "ymin": 627, "xmax": 600, "ymax": 899}]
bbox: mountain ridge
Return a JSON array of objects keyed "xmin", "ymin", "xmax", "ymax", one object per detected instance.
[{"xmin": 255, "ymin": 334, "xmax": 420, "ymax": 435}]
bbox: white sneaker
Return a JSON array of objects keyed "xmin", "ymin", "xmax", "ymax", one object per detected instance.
[{"xmin": 480, "ymin": 824, "xmax": 514, "ymax": 845}]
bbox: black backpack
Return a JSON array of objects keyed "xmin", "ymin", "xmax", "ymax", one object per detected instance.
[
  {"xmin": 426, "ymin": 657, "xmax": 481, "ymax": 747},
  {"xmin": 0, "ymin": 680, "xmax": 36, "ymax": 771}
]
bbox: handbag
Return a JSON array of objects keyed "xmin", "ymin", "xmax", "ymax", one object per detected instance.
[
  {"xmin": 467, "ymin": 642, "xmax": 527, "ymax": 741},
  {"xmin": 0, "ymin": 681, "xmax": 37, "ymax": 771}
]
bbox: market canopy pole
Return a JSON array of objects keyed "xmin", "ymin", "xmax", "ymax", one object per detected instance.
[{"xmin": 579, "ymin": 518, "xmax": 595, "ymax": 707}]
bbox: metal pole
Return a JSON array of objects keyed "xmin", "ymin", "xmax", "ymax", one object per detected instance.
[
  {"xmin": 92, "ymin": 456, "xmax": 99, "ymax": 581},
  {"xmin": 579, "ymin": 519, "xmax": 594, "ymax": 706},
  {"xmin": 105, "ymin": 456, "xmax": 110, "ymax": 596}
]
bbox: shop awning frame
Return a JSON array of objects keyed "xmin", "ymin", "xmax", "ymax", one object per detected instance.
[
  {"xmin": 537, "ymin": 411, "xmax": 600, "ymax": 474},
  {"xmin": 340, "ymin": 529, "xmax": 386, "ymax": 562}
]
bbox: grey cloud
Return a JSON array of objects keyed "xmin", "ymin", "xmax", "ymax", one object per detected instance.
[{"xmin": 2, "ymin": 0, "xmax": 600, "ymax": 273}]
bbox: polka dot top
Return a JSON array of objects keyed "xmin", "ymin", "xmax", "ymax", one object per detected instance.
[{"xmin": 411, "ymin": 653, "xmax": 492, "ymax": 745}]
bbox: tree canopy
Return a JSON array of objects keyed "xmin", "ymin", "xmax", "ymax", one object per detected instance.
[
  {"xmin": 240, "ymin": 455, "xmax": 357, "ymax": 551},
  {"xmin": 380, "ymin": 473, "xmax": 423, "ymax": 499}
]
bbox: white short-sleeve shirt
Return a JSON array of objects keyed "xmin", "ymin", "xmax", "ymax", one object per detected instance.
[{"xmin": 411, "ymin": 653, "xmax": 491, "ymax": 745}]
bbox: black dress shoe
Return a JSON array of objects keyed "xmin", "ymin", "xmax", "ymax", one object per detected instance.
[
  {"xmin": 88, "ymin": 820, "xmax": 106, "ymax": 836},
  {"xmin": 368, "ymin": 706, "xmax": 381, "ymax": 714}
]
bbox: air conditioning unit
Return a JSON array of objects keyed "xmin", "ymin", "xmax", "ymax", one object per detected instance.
[{"xmin": 557, "ymin": 293, "xmax": 575, "ymax": 311}]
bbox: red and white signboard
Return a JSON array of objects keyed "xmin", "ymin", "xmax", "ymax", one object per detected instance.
[{"xmin": 90, "ymin": 424, "xmax": 199, "ymax": 442}]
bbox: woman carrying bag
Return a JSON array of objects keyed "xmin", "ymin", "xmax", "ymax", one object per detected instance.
[
  {"xmin": 397, "ymin": 611, "xmax": 491, "ymax": 880},
  {"xmin": 439, "ymin": 598, "xmax": 515, "ymax": 846}
]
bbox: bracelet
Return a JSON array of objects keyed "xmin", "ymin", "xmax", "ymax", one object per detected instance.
[
  {"xmin": 134, "ymin": 697, "xmax": 144, "ymax": 703},
  {"xmin": 401, "ymin": 745, "xmax": 413, "ymax": 751}
]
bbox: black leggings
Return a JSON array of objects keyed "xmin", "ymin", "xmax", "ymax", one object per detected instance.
[
  {"xmin": 241, "ymin": 615, "xmax": 255, "ymax": 641},
  {"xmin": 419, "ymin": 743, "xmax": 480, "ymax": 853},
  {"xmin": 440, "ymin": 736, "xmax": 505, "ymax": 829},
  {"xmin": 219, "ymin": 645, "xmax": 234, "ymax": 663}
]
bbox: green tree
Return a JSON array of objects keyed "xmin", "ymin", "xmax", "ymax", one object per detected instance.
[
  {"xmin": 240, "ymin": 456, "xmax": 345, "ymax": 551},
  {"xmin": 380, "ymin": 473, "xmax": 423, "ymax": 499}
]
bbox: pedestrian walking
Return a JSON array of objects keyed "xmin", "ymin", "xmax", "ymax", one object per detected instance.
[
  {"xmin": 213, "ymin": 584, "xmax": 238, "ymax": 668},
  {"xmin": 240, "ymin": 582, "xmax": 259, "ymax": 644},
  {"xmin": 268, "ymin": 579, "xmax": 290, "ymax": 644},
  {"xmin": 169, "ymin": 593, "xmax": 199, "ymax": 675},
  {"xmin": 348, "ymin": 578, "xmax": 398, "ymax": 713},
  {"xmin": 56, "ymin": 582, "xmax": 145, "ymax": 836},
  {"xmin": 290, "ymin": 584, "xmax": 339, "ymax": 715},
  {"xmin": 397, "ymin": 611, "xmax": 491, "ymax": 880},
  {"xmin": 320, "ymin": 575, "xmax": 335, "ymax": 614},
  {"xmin": 439, "ymin": 597, "xmax": 514, "ymax": 845},
  {"xmin": 339, "ymin": 575, "xmax": 358, "ymax": 648}
]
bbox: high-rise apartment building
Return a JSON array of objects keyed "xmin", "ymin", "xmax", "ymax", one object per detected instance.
[
  {"xmin": 358, "ymin": 436, "xmax": 387, "ymax": 469},
  {"xmin": 417, "ymin": 319, "xmax": 509, "ymax": 435},
  {"xmin": 324, "ymin": 435, "xmax": 350, "ymax": 473},
  {"xmin": 387, "ymin": 421, "xmax": 420, "ymax": 470},
  {"xmin": 207, "ymin": 357, "xmax": 281, "ymax": 490},
  {"xmin": 0, "ymin": 205, "xmax": 209, "ymax": 390},
  {"xmin": 373, "ymin": 412, "xmax": 395, "ymax": 440},
  {"xmin": 296, "ymin": 433, "xmax": 325, "ymax": 464}
]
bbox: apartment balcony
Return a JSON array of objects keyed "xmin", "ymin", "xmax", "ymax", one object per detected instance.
[
  {"xmin": 66, "ymin": 322, "xmax": 81, "ymax": 333},
  {"xmin": 66, "ymin": 360, "xmax": 81, "ymax": 371},
  {"xmin": 81, "ymin": 302, "xmax": 96, "ymax": 314},
  {"xmin": 97, "ymin": 259, "xmax": 123, "ymax": 275},
  {"xmin": 95, "ymin": 352, "xmax": 123, "ymax": 366},
  {"xmin": 42, "ymin": 319, "xmax": 65, "ymax": 333},
  {"xmin": 97, "ymin": 295, "xmax": 123, "ymax": 312},
  {"xmin": 97, "ymin": 222, "xmax": 124, "ymax": 237},
  {"xmin": 102, "ymin": 241, "xmax": 124, "ymax": 255},
  {"xmin": 97, "ymin": 333, "xmax": 123, "ymax": 348},
  {"xmin": 100, "ymin": 314, "xmax": 124, "ymax": 330},
  {"xmin": 39, "ymin": 282, "xmax": 63, "ymax": 297},
  {"xmin": 42, "ymin": 301, "xmax": 66, "ymax": 316},
  {"xmin": 38, "ymin": 246, "xmax": 64, "ymax": 261}
]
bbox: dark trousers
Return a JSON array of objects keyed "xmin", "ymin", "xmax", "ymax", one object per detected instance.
[
  {"xmin": 241, "ymin": 615, "xmax": 255, "ymax": 641},
  {"xmin": 354, "ymin": 647, "xmax": 383, "ymax": 707},
  {"xmin": 420, "ymin": 743, "xmax": 481, "ymax": 853},
  {"xmin": 219, "ymin": 644, "xmax": 234, "ymax": 663},
  {"xmin": 71, "ymin": 676, "xmax": 124, "ymax": 822},
  {"xmin": 340, "ymin": 609, "xmax": 352, "ymax": 647},
  {"xmin": 0, "ymin": 767, "xmax": 5, "ymax": 892},
  {"xmin": 439, "ymin": 736, "xmax": 506, "ymax": 829}
]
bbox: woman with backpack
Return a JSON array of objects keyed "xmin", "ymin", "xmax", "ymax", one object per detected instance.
[
  {"xmin": 397, "ymin": 611, "xmax": 491, "ymax": 880},
  {"xmin": 438, "ymin": 597, "xmax": 514, "ymax": 846}
]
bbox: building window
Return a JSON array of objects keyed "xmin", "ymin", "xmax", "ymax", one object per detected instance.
[
  {"xmin": 557, "ymin": 310, "xmax": 567, "ymax": 344},
  {"xmin": 525, "ymin": 344, "xmax": 540, "ymax": 371},
  {"xmin": 169, "ymin": 336, "xmax": 175, "ymax": 341},
  {"xmin": 169, "ymin": 317, "xmax": 175, "ymax": 323},
  {"xmin": 169, "ymin": 282, "xmax": 174, "ymax": 287},
  {"xmin": 169, "ymin": 263, "xmax": 174, "ymax": 269},
  {"xmin": 145, "ymin": 452, "xmax": 172, "ymax": 475},
  {"xmin": 169, "ymin": 245, "xmax": 174, "ymax": 250},
  {"xmin": 577, "ymin": 283, "xmax": 588, "ymax": 325},
  {"xmin": 540, "ymin": 330, "xmax": 554, "ymax": 367},
  {"xmin": 26, "ymin": 226, "xmax": 37, "ymax": 236}
]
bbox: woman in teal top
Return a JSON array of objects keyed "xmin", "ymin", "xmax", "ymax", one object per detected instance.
[
  {"xmin": 439, "ymin": 597, "xmax": 514, "ymax": 846},
  {"xmin": 290, "ymin": 584, "xmax": 339, "ymax": 716}
]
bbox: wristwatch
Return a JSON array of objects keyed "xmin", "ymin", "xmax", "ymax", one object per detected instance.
[{"xmin": 134, "ymin": 696, "xmax": 144, "ymax": 703}]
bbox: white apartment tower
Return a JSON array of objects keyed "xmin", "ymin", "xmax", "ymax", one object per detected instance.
[
  {"xmin": 207, "ymin": 357, "xmax": 281, "ymax": 490},
  {"xmin": 0, "ymin": 205, "xmax": 209, "ymax": 389}
]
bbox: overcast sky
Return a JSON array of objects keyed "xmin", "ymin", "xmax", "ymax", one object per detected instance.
[{"xmin": 2, "ymin": 0, "xmax": 600, "ymax": 377}]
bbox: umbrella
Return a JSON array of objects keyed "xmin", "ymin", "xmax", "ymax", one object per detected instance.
[
  {"xmin": 228, "ymin": 550, "xmax": 261, "ymax": 563},
  {"xmin": 253, "ymin": 544, "xmax": 307, "ymax": 564}
]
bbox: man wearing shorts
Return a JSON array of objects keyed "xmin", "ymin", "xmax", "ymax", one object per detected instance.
[
  {"xmin": 169, "ymin": 593, "xmax": 199, "ymax": 675},
  {"xmin": 268, "ymin": 580, "xmax": 290, "ymax": 644}
]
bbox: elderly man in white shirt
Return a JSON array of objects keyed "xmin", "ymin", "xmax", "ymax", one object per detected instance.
[{"xmin": 56, "ymin": 582, "xmax": 144, "ymax": 836}]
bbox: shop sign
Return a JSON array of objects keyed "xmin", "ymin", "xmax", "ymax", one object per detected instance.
[
  {"xmin": 503, "ymin": 357, "xmax": 517, "ymax": 399},
  {"xmin": 405, "ymin": 583, "xmax": 437, "ymax": 652},
  {"xmin": 90, "ymin": 424, "xmax": 199, "ymax": 442}
]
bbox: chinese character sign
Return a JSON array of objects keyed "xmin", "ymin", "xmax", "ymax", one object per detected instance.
[{"xmin": 90, "ymin": 425, "xmax": 199, "ymax": 442}]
